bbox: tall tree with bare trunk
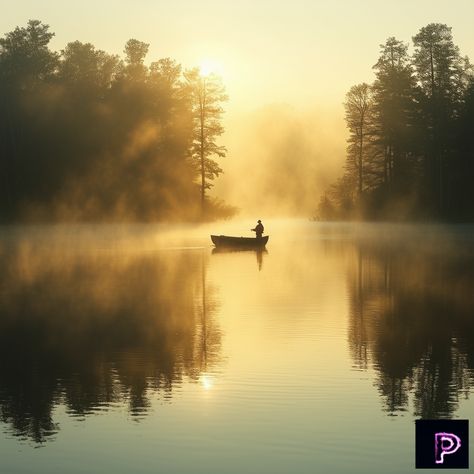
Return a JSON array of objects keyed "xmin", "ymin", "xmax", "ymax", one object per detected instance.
[
  {"xmin": 344, "ymin": 83, "xmax": 373, "ymax": 197},
  {"xmin": 184, "ymin": 68, "xmax": 227, "ymax": 214}
]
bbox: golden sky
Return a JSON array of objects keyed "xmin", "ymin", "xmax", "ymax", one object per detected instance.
[{"xmin": 3, "ymin": 0, "xmax": 474, "ymax": 110}]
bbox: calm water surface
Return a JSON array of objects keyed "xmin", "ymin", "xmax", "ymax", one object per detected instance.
[{"xmin": 1, "ymin": 220, "xmax": 474, "ymax": 473}]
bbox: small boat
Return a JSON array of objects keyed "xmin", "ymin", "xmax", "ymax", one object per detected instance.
[{"xmin": 211, "ymin": 235, "xmax": 269, "ymax": 248}]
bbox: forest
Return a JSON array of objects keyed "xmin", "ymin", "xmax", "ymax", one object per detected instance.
[
  {"xmin": 3, "ymin": 21, "xmax": 474, "ymax": 223},
  {"xmin": 0, "ymin": 20, "xmax": 233, "ymax": 222},
  {"xmin": 318, "ymin": 23, "xmax": 474, "ymax": 221}
]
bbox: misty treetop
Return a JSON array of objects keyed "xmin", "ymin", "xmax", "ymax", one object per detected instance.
[
  {"xmin": 0, "ymin": 20, "xmax": 232, "ymax": 222},
  {"xmin": 318, "ymin": 23, "xmax": 474, "ymax": 221}
]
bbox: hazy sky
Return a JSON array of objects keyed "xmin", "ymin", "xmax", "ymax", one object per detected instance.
[
  {"xmin": 2, "ymin": 1, "xmax": 474, "ymax": 210},
  {"xmin": 2, "ymin": 0, "xmax": 474, "ymax": 110}
]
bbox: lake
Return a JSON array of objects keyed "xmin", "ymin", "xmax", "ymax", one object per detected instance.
[{"xmin": 1, "ymin": 220, "xmax": 473, "ymax": 473}]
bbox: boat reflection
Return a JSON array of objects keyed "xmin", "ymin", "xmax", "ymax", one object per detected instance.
[
  {"xmin": 212, "ymin": 247, "xmax": 268, "ymax": 271},
  {"xmin": 0, "ymin": 243, "xmax": 221, "ymax": 443}
]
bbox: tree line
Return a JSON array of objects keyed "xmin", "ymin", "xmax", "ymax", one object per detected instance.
[
  {"xmin": 318, "ymin": 24, "xmax": 474, "ymax": 221},
  {"xmin": 0, "ymin": 20, "xmax": 233, "ymax": 222}
]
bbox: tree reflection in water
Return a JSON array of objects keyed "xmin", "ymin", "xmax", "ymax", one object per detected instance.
[
  {"xmin": 0, "ymin": 241, "xmax": 221, "ymax": 443},
  {"xmin": 346, "ymin": 233, "xmax": 474, "ymax": 418}
]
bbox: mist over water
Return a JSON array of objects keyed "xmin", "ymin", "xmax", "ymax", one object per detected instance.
[
  {"xmin": 216, "ymin": 105, "xmax": 346, "ymax": 217},
  {"xmin": 1, "ymin": 220, "xmax": 474, "ymax": 473}
]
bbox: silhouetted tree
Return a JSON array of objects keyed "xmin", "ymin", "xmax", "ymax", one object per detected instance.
[
  {"xmin": 372, "ymin": 37, "xmax": 417, "ymax": 193},
  {"xmin": 0, "ymin": 20, "xmax": 233, "ymax": 222},
  {"xmin": 123, "ymin": 38, "xmax": 149, "ymax": 81},
  {"xmin": 0, "ymin": 20, "xmax": 59, "ymax": 217},
  {"xmin": 318, "ymin": 23, "xmax": 474, "ymax": 221},
  {"xmin": 59, "ymin": 41, "xmax": 120, "ymax": 94},
  {"xmin": 344, "ymin": 83, "xmax": 373, "ymax": 197},
  {"xmin": 184, "ymin": 68, "xmax": 227, "ymax": 213},
  {"xmin": 0, "ymin": 19, "xmax": 58, "ymax": 86},
  {"xmin": 412, "ymin": 23, "xmax": 473, "ymax": 215},
  {"xmin": 453, "ymin": 78, "xmax": 474, "ymax": 218}
]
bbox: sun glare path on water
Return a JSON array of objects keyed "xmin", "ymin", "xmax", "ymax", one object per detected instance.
[{"xmin": 200, "ymin": 374, "xmax": 215, "ymax": 391}]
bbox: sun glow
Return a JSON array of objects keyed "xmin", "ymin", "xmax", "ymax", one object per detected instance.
[
  {"xmin": 199, "ymin": 59, "xmax": 223, "ymax": 77},
  {"xmin": 200, "ymin": 374, "xmax": 215, "ymax": 390}
]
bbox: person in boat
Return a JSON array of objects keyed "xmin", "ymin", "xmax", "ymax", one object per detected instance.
[{"xmin": 251, "ymin": 220, "xmax": 264, "ymax": 239}]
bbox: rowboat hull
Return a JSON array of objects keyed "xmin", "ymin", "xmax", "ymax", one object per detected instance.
[{"xmin": 211, "ymin": 235, "xmax": 269, "ymax": 248}]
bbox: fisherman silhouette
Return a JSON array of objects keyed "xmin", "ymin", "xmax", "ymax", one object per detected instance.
[{"xmin": 251, "ymin": 220, "xmax": 264, "ymax": 239}]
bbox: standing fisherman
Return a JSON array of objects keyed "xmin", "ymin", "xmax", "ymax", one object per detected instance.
[{"xmin": 251, "ymin": 220, "xmax": 264, "ymax": 239}]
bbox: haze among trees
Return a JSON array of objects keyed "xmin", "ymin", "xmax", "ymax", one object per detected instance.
[
  {"xmin": 0, "ymin": 20, "xmax": 232, "ymax": 222},
  {"xmin": 2, "ymin": 21, "xmax": 474, "ymax": 223},
  {"xmin": 318, "ymin": 23, "xmax": 474, "ymax": 221}
]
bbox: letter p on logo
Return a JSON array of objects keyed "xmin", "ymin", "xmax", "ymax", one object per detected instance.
[
  {"xmin": 415, "ymin": 419, "xmax": 469, "ymax": 469},
  {"xmin": 435, "ymin": 432, "xmax": 461, "ymax": 464}
]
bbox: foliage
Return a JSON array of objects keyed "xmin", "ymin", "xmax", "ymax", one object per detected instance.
[
  {"xmin": 318, "ymin": 23, "xmax": 474, "ymax": 221},
  {"xmin": 0, "ymin": 20, "xmax": 232, "ymax": 222},
  {"xmin": 184, "ymin": 68, "xmax": 227, "ymax": 214}
]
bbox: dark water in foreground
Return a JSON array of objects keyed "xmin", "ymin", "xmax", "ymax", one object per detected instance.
[{"xmin": 1, "ymin": 220, "xmax": 474, "ymax": 473}]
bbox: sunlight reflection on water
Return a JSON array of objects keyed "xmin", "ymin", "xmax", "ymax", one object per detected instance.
[{"xmin": 0, "ymin": 220, "xmax": 474, "ymax": 473}]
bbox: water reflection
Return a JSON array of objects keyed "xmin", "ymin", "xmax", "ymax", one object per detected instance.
[
  {"xmin": 2, "ymin": 220, "xmax": 474, "ymax": 459},
  {"xmin": 212, "ymin": 247, "xmax": 268, "ymax": 271},
  {"xmin": 0, "ymin": 238, "xmax": 221, "ymax": 443},
  {"xmin": 346, "ymin": 234, "xmax": 474, "ymax": 418}
]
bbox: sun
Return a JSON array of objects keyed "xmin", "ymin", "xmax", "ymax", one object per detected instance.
[{"xmin": 199, "ymin": 59, "xmax": 223, "ymax": 77}]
